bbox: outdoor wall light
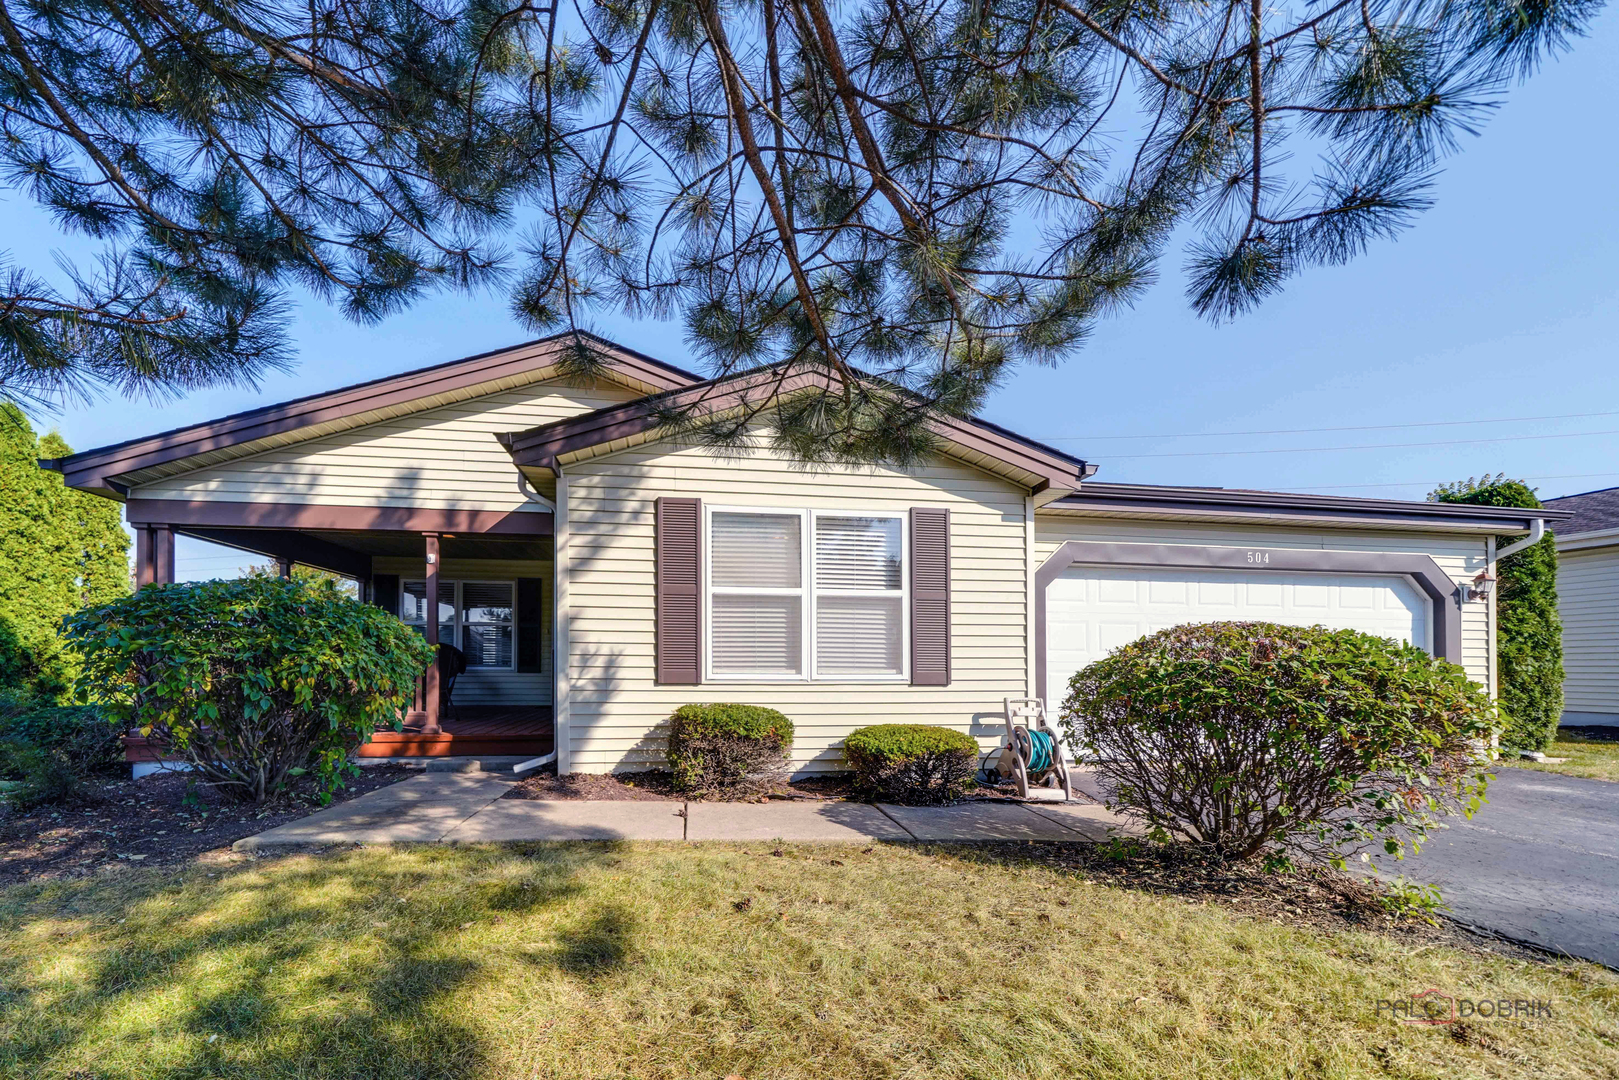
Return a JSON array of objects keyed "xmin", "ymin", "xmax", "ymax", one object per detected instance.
[{"xmin": 1463, "ymin": 572, "xmax": 1495, "ymax": 602}]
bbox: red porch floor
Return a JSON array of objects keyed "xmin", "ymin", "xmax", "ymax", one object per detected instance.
[
  {"xmin": 358, "ymin": 706, "xmax": 555, "ymax": 759},
  {"xmin": 126, "ymin": 706, "xmax": 554, "ymax": 763}
]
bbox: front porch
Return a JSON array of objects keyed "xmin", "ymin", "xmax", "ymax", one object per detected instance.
[
  {"xmin": 123, "ymin": 499, "xmax": 556, "ymax": 765},
  {"xmin": 359, "ymin": 706, "xmax": 555, "ymax": 759}
]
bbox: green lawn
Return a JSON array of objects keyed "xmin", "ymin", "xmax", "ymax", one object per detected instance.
[
  {"xmin": 1506, "ymin": 732, "xmax": 1619, "ymax": 782},
  {"xmin": 1, "ymin": 843, "xmax": 1614, "ymax": 1080}
]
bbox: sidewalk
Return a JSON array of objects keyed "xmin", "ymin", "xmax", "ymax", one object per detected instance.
[{"xmin": 233, "ymin": 771, "xmax": 1128, "ymax": 850}]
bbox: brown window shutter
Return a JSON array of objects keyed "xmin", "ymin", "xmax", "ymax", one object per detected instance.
[
  {"xmin": 516, "ymin": 577, "xmax": 545, "ymax": 673},
  {"xmin": 655, "ymin": 497, "xmax": 703, "ymax": 684},
  {"xmin": 372, "ymin": 574, "xmax": 400, "ymax": 616},
  {"xmin": 910, "ymin": 507, "xmax": 951, "ymax": 686}
]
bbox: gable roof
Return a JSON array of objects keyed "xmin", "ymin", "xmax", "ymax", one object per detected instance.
[
  {"xmin": 1544, "ymin": 485, "xmax": 1619, "ymax": 538},
  {"xmin": 495, "ymin": 365, "xmax": 1095, "ymax": 499},
  {"xmin": 46, "ymin": 332, "xmax": 700, "ymax": 497}
]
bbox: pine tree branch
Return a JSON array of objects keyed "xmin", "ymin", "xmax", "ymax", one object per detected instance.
[{"xmin": 694, "ymin": 0, "xmax": 851, "ymax": 388}]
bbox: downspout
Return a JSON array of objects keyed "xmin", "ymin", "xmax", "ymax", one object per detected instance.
[
  {"xmin": 1495, "ymin": 517, "xmax": 1545, "ymax": 561},
  {"xmin": 517, "ymin": 471, "xmax": 556, "ymax": 511}
]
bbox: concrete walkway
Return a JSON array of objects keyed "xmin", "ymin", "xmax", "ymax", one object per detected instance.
[{"xmin": 233, "ymin": 772, "xmax": 1126, "ymax": 850}]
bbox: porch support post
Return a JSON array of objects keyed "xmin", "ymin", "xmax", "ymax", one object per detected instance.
[
  {"xmin": 276, "ymin": 556, "xmax": 294, "ymax": 579},
  {"xmin": 134, "ymin": 526, "xmax": 155, "ymax": 589},
  {"xmin": 152, "ymin": 526, "xmax": 175, "ymax": 585},
  {"xmin": 422, "ymin": 532, "xmax": 442, "ymax": 734}
]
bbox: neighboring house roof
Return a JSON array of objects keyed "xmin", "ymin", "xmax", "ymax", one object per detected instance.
[
  {"xmin": 495, "ymin": 365, "xmax": 1096, "ymax": 500},
  {"xmin": 1544, "ymin": 485, "xmax": 1619, "ymax": 537},
  {"xmin": 43, "ymin": 332, "xmax": 700, "ymax": 497},
  {"xmin": 1043, "ymin": 482, "xmax": 1565, "ymax": 534}
]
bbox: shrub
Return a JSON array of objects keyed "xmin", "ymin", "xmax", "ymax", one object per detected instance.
[
  {"xmin": 1432, "ymin": 477, "xmax": 1563, "ymax": 751},
  {"xmin": 1061, "ymin": 622, "xmax": 1499, "ymax": 864},
  {"xmin": 0, "ymin": 702, "xmax": 123, "ymax": 808},
  {"xmin": 843, "ymin": 724, "xmax": 979, "ymax": 804},
  {"xmin": 666, "ymin": 704, "xmax": 794, "ymax": 795},
  {"xmin": 63, "ymin": 576, "xmax": 434, "ymax": 804}
]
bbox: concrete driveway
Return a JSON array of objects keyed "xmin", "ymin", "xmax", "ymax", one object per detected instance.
[{"xmin": 1369, "ymin": 767, "xmax": 1618, "ymax": 969}]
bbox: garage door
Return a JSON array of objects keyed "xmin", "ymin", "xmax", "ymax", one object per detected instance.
[{"xmin": 1045, "ymin": 566, "xmax": 1431, "ymax": 704}]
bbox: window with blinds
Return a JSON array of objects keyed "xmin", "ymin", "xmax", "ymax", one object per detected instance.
[
  {"xmin": 709, "ymin": 512, "xmax": 803, "ymax": 675},
  {"xmin": 401, "ymin": 579, "xmax": 516, "ymax": 669},
  {"xmin": 814, "ymin": 516, "xmax": 903, "ymax": 676},
  {"xmin": 706, "ymin": 508, "xmax": 906, "ymax": 680}
]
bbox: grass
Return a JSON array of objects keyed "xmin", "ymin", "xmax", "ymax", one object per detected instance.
[
  {"xmin": 0, "ymin": 843, "xmax": 1614, "ymax": 1080},
  {"xmin": 1505, "ymin": 732, "xmax": 1619, "ymax": 782}
]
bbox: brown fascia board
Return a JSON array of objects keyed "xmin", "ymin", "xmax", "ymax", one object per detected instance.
[
  {"xmin": 46, "ymin": 331, "xmax": 701, "ymax": 496},
  {"xmin": 1047, "ymin": 482, "xmax": 1571, "ymax": 532},
  {"xmin": 497, "ymin": 368, "xmax": 1092, "ymax": 493}
]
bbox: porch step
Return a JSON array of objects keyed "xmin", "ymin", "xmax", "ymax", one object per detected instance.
[
  {"xmin": 414, "ymin": 755, "xmax": 539, "ymax": 774},
  {"xmin": 425, "ymin": 758, "xmax": 484, "ymax": 774}
]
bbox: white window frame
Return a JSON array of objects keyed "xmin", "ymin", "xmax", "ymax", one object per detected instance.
[
  {"xmin": 400, "ymin": 578, "xmax": 518, "ymax": 671},
  {"xmin": 703, "ymin": 505, "xmax": 909, "ymax": 683}
]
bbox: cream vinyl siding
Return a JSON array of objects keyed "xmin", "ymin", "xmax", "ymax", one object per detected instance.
[
  {"xmin": 374, "ymin": 557, "xmax": 552, "ymax": 707},
  {"xmin": 562, "ymin": 441, "xmax": 1031, "ymax": 773},
  {"xmin": 1557, "ymin": 544, "xmax": 1619, "ymax": 719},
  {"xmin": 126, "ymin": 377, "xmax": 640, "ymax": 512},
  {"xmin": 1034, "ymin": 516, "xmax": 1492, "ymax": 686}
]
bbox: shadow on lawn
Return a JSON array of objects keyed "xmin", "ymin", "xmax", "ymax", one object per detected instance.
[{"xmin": 0, "ymin": 841, "xmax": 634, "ymax": 1080}]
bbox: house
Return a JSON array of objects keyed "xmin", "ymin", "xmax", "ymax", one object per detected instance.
[
  {"xmin": 46, "ymin": 333, "xmax": 1558, "ymax": 773},
  {"xmin": 1543, "ymin": 486, "xmax": 1619, "ymax": 727}
]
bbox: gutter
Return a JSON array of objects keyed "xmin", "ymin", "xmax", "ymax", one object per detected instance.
[
  {"xmin": 1495, "ymin": 517, "xmax": 1545, "ymax": 560},
  {"xmin": 1556, "ymin": 525, "xmax": 1619, "ymax": 553}
]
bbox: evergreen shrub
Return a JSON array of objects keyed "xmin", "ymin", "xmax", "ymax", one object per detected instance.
[
  {"xmin": 1432, "ymin": 477, "xmax": 1563, "ymax": 751},
  {"xmin": 666, "ymin": 704, "xmax": 794, "ymax": 795},
  {"xmin": 1061, "ymin": 622, "xmax": 1500, "ymax": 863},
  {"xmin": 843, "ymin": 724, "xmax": 979, "ymax": 804},
  {"xmin": 0, "ymin": 408, "xmax": 129, "ymax": 699}
]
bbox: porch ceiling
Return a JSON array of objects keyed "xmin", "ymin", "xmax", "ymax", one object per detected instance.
[
  {"xmin": 178, "ymin": 527, "xmax": 552, "ymax": 577},
  {"xmin": 302, "ymin": 530, "xmax": 553, "ymax": 561}
]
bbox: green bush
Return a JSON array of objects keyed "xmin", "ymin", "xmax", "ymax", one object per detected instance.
[
  {"xmin": 1432, "ymin": 477, "xmax": 1563, "ymax": 751},
  {"xmin": 843, "ymin": 724, "xmax": 979, "ymax": 804},
  {"xmin": 63, "ymin": 576, "xmax": 434, "ymax": 804},
  {"xmin": 666, "ymin": 704, "xmax": 794, "ymax": 795},
  {"xmin": 0, "ymin": 699, "xmax": 122, "ymax": 808},
  {"xmin": 1061, "ymin": 622, "xmax": 1499, "ymax": 863},
  {"xmin": 0, "ymin": 409, "xmax": 129, "ymax": 700}
]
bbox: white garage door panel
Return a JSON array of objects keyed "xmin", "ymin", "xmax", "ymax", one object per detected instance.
[{"xmin": 1047, "ymin": 567, "xmax": 1430, "ymax": 705}]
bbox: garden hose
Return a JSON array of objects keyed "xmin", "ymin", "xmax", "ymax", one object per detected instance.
[
  {"xmin": 1024, "ymin": 728, "xmax": 1057, "ymax": 773},
  {"xmin": 978, "ymin": 728, "xmax": 1059, "ymax": 784}
]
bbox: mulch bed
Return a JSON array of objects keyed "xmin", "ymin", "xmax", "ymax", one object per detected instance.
[
  {"xmin": 504, "ymin": 767, "xmax": 1080, "ymax": 804},
  {"xmin": 952, "ymin": 840, "xmax": 1561, "ymax": 964},
  {"xmin": 0, "ymin": 764, "xmax": 415, "ymax": 884}
]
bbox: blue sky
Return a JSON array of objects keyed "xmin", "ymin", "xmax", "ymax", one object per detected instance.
[{"xmin": 10, "ymin": 9, "xmax": 1618, "ymax": 579}]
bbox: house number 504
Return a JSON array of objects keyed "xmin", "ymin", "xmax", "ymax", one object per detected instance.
[{"xmin": 1246, "ymin": 551, "xmax": 1270, "ymax": 564}]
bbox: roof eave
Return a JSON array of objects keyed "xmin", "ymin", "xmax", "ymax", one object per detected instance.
[
  {"xmin": 499, "ymin": 370, "xmax": 1090, "ymax": 496},
  {"xmin": 54, "ymin": 332, "xmax": 701, "ymax": 497},
  {"xmin": 1043, "ymin": 484, "xmax": 1567, "ymax": 533},
  {"xmin": 1557, "ymin": 525, "xmax": 1619, "ymax": 552}
]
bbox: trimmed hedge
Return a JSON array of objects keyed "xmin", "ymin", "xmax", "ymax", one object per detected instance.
[
  {"xmin": 666, "ymin": 704, "xmax": 794, "ymax": 795},
  {"xmin": 843, "ymin": 724, "xmax": 979, "ymax": 804},
  {"xmin": 1433, "ymin": 478, "xmax": 1563, "ymax": 751}
]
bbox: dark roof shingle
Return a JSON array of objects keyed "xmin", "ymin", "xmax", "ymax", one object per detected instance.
[{"xmin": 1544, "ymin": 486, "xmax": 1619, "ymax": 536}]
